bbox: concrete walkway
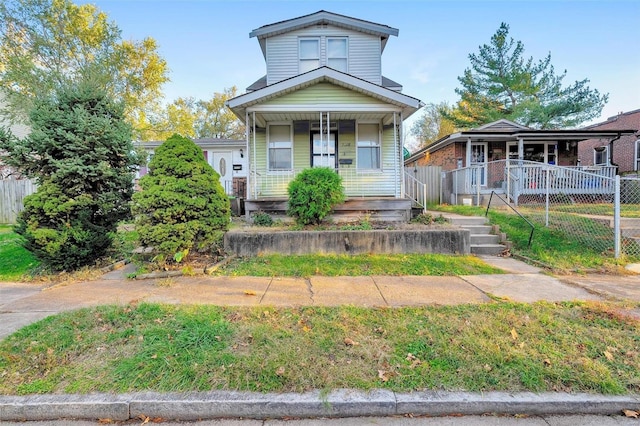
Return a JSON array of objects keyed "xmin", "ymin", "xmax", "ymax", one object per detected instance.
[
  {"xmin": 1, "ymin": 256, "xmax": 639, "ymax": 422},
  {"xmin": 1, "ymin": 256, "xmax": 628, "ymax": 340}
]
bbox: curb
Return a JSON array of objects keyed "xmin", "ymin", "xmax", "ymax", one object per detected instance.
[{"xmin": 1, "ymin": 390, "xmax": 639, "ymax": 421}]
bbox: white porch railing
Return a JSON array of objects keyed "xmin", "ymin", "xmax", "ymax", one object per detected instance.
[
  {"xmin": 249, "ymin": 168, "xmax": 397, "ymax": 199},
  {"xmin": 403, "ymin": 170, "xmax": 427, "ymax": 211},
  {"xmin": 443, "ymin": 160, "xmax": 617, "ymax": 205}
]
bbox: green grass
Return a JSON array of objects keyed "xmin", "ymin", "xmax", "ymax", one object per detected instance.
[
  {"xmin": 0, "ymin": 225, "xmax": 39, "ymax": 281},
  {"xmin": 430, "ymin": 205, "xmax": 636, "ymax": 272},
  {"xmin": 550, "ymin": 203, "xmax": 640, "ymax": 218},
  {"xmin": 1, "ymin": 302, "xmax": 638, "ymax": 395},
  {"xmin": 218, "ymin": 253, "xmax": 503, "ymax": 277}
]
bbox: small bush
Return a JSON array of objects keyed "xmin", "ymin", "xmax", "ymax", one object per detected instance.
[
  {"xmin": 287, "ymin": 168, "xmax": 345, "ymax": 225},
  {"xmin": 253, "ymin": 212, "xmax": 274, "ymax": 227},
  {"xmin": 411, "ymin": 213, "xmax": 434, "ymax": 225}
]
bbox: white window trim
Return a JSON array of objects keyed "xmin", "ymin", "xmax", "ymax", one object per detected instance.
[
  {"xmin": 635, "ymin": 139, "xmax": 640, "ymax": 171},
  {"xmin": 267, "ymin": 123, "xmax": 293, "ymax": 173},
  {"xmin": 593, "ymin": 145, "xmax": 609, "ymax": 165},
  {"xmin": 298, "ymin": 37, "xmax": 320, "ymax": 74},
  {"xmin": 356, "ymin": 121, "xmax": 382, "ymax": 171},
  {"xmin": 326, "ymin": 37, "xmax": 348, "ymax": 73}
]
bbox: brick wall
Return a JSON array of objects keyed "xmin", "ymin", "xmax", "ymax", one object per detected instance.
[{"xmin": 578, "ymin": 110, "xmax": 640, "ymax": 173}]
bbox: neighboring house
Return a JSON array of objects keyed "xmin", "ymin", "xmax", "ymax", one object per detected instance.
[
  {"xmin": 405, "ymin": 119, "xmax": 636, "ymax": 205},
  {"xmin": 0, "ymin": 95, "xmax": 30, "ymax": 179},
  {"xmin": 226, "ymin": 10, "xmax": 424, "ymax": 221},
  {"xmin": 578, "ymin": 109, "xmax": 640, "ymax": 175},
  {"xmin": 136, "ymin": 138, "xmax": 248, "ymax": 198}
]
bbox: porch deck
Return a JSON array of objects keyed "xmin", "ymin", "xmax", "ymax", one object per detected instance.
[
  {"xmin": 443, "ymin": 160, "xmax": 616, "ymax": 205},
  {"xmin": 244, "ymin": 197, "xmax": 412, "ymax": 222}
]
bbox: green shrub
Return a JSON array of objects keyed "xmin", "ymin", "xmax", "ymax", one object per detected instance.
[
  {"xmin": 132, "ymin": 134, "xmax": 230, "ymax": 263},
  {"xmin": 253, "ymin": 212, "xmax": 274, "ymax": 227},
  {"xmin": 287, "ymin": 167, "xmax": 345, "ymax": 225}
]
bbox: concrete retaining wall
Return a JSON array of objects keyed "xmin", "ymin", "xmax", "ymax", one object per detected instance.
[{"xmin": 224, "ymin": 229, "xmax": 470, "ymax": 257}]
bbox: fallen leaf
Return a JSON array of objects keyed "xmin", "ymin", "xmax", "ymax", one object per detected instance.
[
  {"xmin": 623, "ymin": 409, "xmax": 639, "ymax": 418},
  {"xmin": 543, "ymin": 358, "xmax": 551, "ymax": 366},
  {"xmin": 406, "ymin": 353, "xmax": 417, "ymax": 361},
  {"xmin": 483, "ymin": 364, "xmax": 492, "ymax": 372},
  {"xmin": 378, "ymin": 369, "xmax": 390, "ymax": 382},
  {"xmin": 243, "ymin": 290, "xmax": 256, "ymax": 296},
  {"xmin": 604, "ymin": 351, "xmax": 614, "ymax": 361},
  {"xmin": 302, "ymin": 325, "xmax": 311, "ymax": 332},
  {"xmin": 410, "ymin": 359, "xmax": 422, "ymax": 369},
  {"xmin": 276, "ymin": 366, "xmax": 285, "ymax": 376},
  {"xmin": 510, "ymin": 328, "xmax": 518, "ymax": 340},
  {"xmin": 344, "ymin": 337, "xmax": 359, "ymax": 346},
  {"xmin": 97, "ymin": 419, "xmax": 113, "ymax": 424},
  {"xmin": 150, "ymin": 354, "xmax": 157, "ymax": 359}
]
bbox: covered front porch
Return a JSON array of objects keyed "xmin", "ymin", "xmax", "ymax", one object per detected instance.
[
  {"xmin": 226, "ymin": 67, "xmax": 424, "ymax": 221},
  {"xmin": 444, "ymin": 160, "xmax": 617, "ymax": 206}
]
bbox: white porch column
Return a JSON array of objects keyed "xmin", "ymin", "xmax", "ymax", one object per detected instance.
[
  {"xmin": 518, "ymin": 137, "xmax": 524, "ymax": 160},
  {"xmin": 252, "ymin": 111, "xmax": 257, "ymax": 199},
  {"xmin": 466, "ymin": 137, "xmax": 472, "ymax": 166},
  {"xmin": 394, "ymin": 111, "xmax": 399, "ymax": 198}
]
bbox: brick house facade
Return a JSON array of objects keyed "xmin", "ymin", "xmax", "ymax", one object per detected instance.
[{"xmin": 578, "ymin": 109, "xmax": 640, "ymax": 174}]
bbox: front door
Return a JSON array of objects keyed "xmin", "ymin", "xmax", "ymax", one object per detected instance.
[
  {"xmin": 212, "ymin": 151, "xmax": 233, "ymax": 194},
  {"xmin": 311, "ymin": 133, "xmax": 336, "ymax": 168},
  {"xmin": 470, "ymin": 142, "xmax": 487, "ymax": 186}
]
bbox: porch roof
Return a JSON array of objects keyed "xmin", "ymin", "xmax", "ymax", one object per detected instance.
[
  {"xmin": 136, "ymin": 138, "xmax": 244, "ymax": 150},
  {"xmin": 405, "ymin": 120, "xmax": 636, "ymax": 164},
  {"xmin": 227, "ymin": 67, "xmax": 424, "ymax": 126}
]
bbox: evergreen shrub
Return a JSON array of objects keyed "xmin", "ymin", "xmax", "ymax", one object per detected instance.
[
  {"xmin": 132, "ymin": 134, "xmax": 230, "ymax": 263},
  {"xmin": 287, "ymin": 167, "xmax": 345, "ymax": 225},
  {"xmin": 3, "ymin": 82, "xmax": 137, "ymax": 271}
]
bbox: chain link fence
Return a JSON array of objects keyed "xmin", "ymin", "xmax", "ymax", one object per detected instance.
[{"xmin": 443, "ymin": 161, "xmax": 640, "ymax": 260}]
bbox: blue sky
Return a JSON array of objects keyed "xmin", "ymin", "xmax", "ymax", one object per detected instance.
[{"xmin": 86, "ymin": 0, "xmax": 639, "ymax": 128}]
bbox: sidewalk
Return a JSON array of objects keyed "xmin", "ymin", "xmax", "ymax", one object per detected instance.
[{"xmin": 1, "ymin": 255, "xmax": 639, "ymax": 422}]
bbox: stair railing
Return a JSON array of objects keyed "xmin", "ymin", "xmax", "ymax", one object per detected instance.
[{"xmin": 485, "ymin": 190, "xmax": 535, "ymax": 248}]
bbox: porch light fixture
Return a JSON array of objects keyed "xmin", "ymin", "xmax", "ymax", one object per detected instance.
[{"xmin": 240, "ymin": 149, "xmax": 244, "ymax": 158}]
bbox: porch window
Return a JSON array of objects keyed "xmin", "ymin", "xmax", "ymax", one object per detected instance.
[
  {"xmin": 268, "ymin": 124, "xmax": 292, "ymax": 171},
  {"xmin": 299, "ymin": 38, "xmax": 320, "ymax": 73},
  {"xmin": 635, "ymin": 140, "xmax": 640, "ymax": 171},
  {"xmin": 594, "ymin": 146, "xmax": 609, "ymax": 165},
  {"xmin": 327, "ymin": 37, "xmax": 348, "ymax": 72},
  {"xmin": 357, "ymin": 123, "xmax": 380, "ymax": 169}
]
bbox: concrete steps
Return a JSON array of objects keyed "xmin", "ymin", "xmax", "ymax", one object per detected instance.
[{"xmin": 438, "ymin": 213, "xmax": 508, "ymax": 256}]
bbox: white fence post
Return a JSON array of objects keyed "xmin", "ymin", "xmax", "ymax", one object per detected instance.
[
  {"xmin": 545, "ymin": 167, "xmax": 550, "ymax": 227},
  {"xmin": 614, "ymin": 175, "xmax": 621, "ymax": 259}
]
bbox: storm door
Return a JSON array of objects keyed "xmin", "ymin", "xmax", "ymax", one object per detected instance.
[{"xmin": 311, "ymin": 133, "xmax": 337, "ymax": 168}]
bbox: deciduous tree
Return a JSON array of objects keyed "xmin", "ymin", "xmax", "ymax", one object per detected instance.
[
  {"xmin": 0, "ymin": 0, "xmax": 169, "ymax": 139},
  {"xmin": 410, "ymin": 102, "xmax": 456, "ymax": 147},
  {"xmin": 444, "ymin": 23, "xmax": 607, "ymax": 129}
]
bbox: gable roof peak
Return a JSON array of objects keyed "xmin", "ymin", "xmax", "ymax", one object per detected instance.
[
  {"xmin": 249, "ymin": 10, "xmax": 399, "ymax": 39},
  {"xmin": 476, "ymin": 119, "xmax": 531, "ymax": 131}
]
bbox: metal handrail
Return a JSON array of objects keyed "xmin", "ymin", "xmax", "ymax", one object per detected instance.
[{"xmin": 485, "ymin": 190, "xmax": 535, "ymax": 248}]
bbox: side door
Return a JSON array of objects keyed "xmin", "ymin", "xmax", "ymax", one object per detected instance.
[{"xmin": 211, "ymin": 151, "xmax": 233, "ymax": 195}]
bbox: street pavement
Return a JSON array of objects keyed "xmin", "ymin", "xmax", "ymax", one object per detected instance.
[{"xmin": 1, "ymin": 255, "xmax": 639, "ymax": 423}]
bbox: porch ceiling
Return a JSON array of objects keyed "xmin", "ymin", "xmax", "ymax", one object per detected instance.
[{"xmin": 255, "ymin": 111, "xmax": 390, "ymax": 123}]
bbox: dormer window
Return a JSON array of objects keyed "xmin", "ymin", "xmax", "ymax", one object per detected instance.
[
  {"xmin": 327, "ymin": 37, "xmax": 348, "ymax": 72},
  {"xmin": 299, "ymin": 38, "xmax": 320, "ymax": 73}
]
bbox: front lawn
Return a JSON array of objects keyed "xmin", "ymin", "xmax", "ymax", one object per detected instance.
[
  {"xmin": 0, "ymin": 225, "xmax": 39, "ymax": 281},
  {"xmin": 1, "ymin": 302, "xmax": 638, "ymax": 395},
  {"xmin": 219, "ymin": 253, "xmax": 503, "ymax": 277}
]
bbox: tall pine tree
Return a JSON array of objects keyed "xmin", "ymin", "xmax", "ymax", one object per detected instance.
[
  {"xmin": 0, "ymin": 80, "xmax": 137, "ymax": 271},
  {"xmin": 444, "ymin": 23, "xmax": 607, "ymax": 129}
]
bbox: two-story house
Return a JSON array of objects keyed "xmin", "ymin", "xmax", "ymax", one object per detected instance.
[{"xmin": 226, "ymin": 10, "xmax": 424, "ymax": 221}]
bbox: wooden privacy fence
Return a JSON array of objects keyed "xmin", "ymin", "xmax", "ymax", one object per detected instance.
[
  {"xmin": 405, "ymin": 165, "xmax": 441, "ymax": 205},
  {"xmin": 0, "ymin": 180, "xmax": 37, "ymax": 224}
]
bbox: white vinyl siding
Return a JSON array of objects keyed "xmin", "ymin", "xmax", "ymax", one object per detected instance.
[
  {"xmin": 268, "ymin": 124, "xmax": 292, "ymax": 171},
  {"xmin": 357, "ymin": 123, "xmax": 380, "ymax": 169},
  {"xmin": 266, "ymin": 25, "xmax": 382, "ymax": 85}
]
